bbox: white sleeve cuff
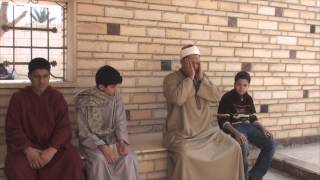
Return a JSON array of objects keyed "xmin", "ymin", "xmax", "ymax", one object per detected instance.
[{"xmin": 222, "ymin": 121, "xmax": 231, "ymax": 128}]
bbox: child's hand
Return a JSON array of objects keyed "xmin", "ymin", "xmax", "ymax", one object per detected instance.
[
  {"xmin": 235, "ymin": 132, "xmax": 247, "ymax": 145},
  {"xmin": 99, "ymin": 145, "xmax": 118, "ymax": 164},
  {"xmin": 263, "ymin": 129, "xmax": 273, "ymax": 139},
  {"xmin": 40, "ymin": 147, "xmax": 57, "ymax": 167},
  {"xmin": 253, "ymin": 121, "xmax": 273, "ymax": 139},
  {"xmin": 117, "ymin": 142, "xmax": 129, "ymax": 156},
  {"xmin": 24, "ymin": 147, "xmax": 43, "ymax": 169}
]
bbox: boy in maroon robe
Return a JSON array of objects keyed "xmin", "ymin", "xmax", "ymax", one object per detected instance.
[{"xmin": 5, "ymin": 58, "xmax": 85, "ymax": 180}]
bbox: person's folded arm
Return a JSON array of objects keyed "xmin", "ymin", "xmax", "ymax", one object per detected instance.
[
  {"xmin": 6, "ymin": 93, "xmax": 32, "ymax": 153},
  {"xmin": 49, "ymin": 94, "xmax": 72, "ymax": 150},
  {"xmin": 248, "ymin": 96, "xmax": 258, "ymax": 124},
  {"xmin": 163, "ymin": 74, "xmax": 195, "ymax": 106},
  {"xmin": 76, "ymin": 106, "xmax": 106, "ymax": 149},
  {"xmin": 114, "ymin": 94, "xmax": 129, "ymax": 144},
  {"xmin": 197, "ymin": 75, "xmax": 221, "ymax": 102},
  {"xmin": 217, "ymin": 95, "xmax": 233, "ymax": 130}
]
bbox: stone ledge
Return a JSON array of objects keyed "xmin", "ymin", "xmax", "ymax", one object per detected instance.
[
  {"xmin": 276, "ymin": 135, "xmax": 320, "ymax": 147},
  {"xmin": 1, "ymin": 133, "xmax": 317, "ymax": 180},
  {"xmin": 0, "ymin": 133, "xmax": 168, "ymax": 180},
  {"xmin": 130, "ymin": 133, "xmax": 167, "ymax": 180},
  {"xmin": 130, "ymin": 133, "xmax": 166, "ymax": 154},
  {"xmin": 0, "ymin": 81, "xmax": 76, "ymax": 89},
  {"xmin": 272, "ymin": 152, "xmax": 320, "ymax": 180}
]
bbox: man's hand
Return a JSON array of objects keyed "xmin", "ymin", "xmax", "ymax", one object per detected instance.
[
  {"xmin": 234, "ymin": 132, "xmax": 248, "ymax": 145},
  {"xmin": 117, "ymin": 142, "xmax": 129, "ymax": 156},
  {"xmin": 24, "ymin": 147, "xmax": 43, "ymax": 169},
  {"xmin": 99, "ymin": 145, "xmax": 118, "ymax": 164},
  {"xmin": 181, "ymin": 60, "xmax": 195, "ymax": 80},
  {"xmin": 197, "ymin": 62, "xmax": 204, "ymax": 81},
  {"xmin": 40, "ymin": 147, "xmax": 57, "ymax": 167}
]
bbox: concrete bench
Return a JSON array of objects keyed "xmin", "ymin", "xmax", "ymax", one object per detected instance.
[
  {"xmin": 0, "ymin": 132, "xmax": 261, "ymax": 180},
  {"xmin": 0, "ymin": 133, "xmax": 168, "ymax": 180},
  {"xmin": 131, "ymin": 133, "xmax": 167, "ymax": 180}
]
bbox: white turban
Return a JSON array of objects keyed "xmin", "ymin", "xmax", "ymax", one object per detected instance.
[{"xmin": 180, "ymin": 45, "xmax": 200, "ymax": 59}]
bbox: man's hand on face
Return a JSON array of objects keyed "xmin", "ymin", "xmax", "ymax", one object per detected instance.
[
  {"xmin": 24, "ymin": 147, "xmax": 44, "ymax": 169},
  {"xmin": 182, "ymin": 59, "xmax": 195, "ymax": 80},
  {"xmin": 197, "ymin": 62, "xmax": 204, "ymax": 81}
]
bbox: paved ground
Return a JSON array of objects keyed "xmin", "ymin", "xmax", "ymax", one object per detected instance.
[
  {"xmin": 276, "ymin": 143, "xmax": 320, "ymax": 167},
  {"xmin": 265, "ymin": 142, "xmax": 320, "ymax": 180},
  {"xmin": 0, "ymin": 169, "xmax": 301, "ymax": 180},
  {"xmin": 265, "ymin": 168, "xmax": 301, "ymax": 180}
]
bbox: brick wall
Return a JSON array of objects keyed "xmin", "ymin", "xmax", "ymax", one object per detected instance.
[{"xmin": 0, "ymin": 0, "xmax": 319, "ymax": 144}]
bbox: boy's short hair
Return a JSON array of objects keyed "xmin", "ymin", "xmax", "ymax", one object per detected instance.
[
  {"xmin": 28, "ymin": 57, "xmax": 51, "ymax": 74},
  {"xmin": 235, "ymin": 71, "xmax": 251, "ymax": 83},
  {"xmin": 95, "ymin": 65, "xmax": 122, "ymax": 87}
]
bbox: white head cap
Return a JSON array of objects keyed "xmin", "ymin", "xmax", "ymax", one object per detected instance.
[{"xmin": 180, "ymin": 45, "xmax": 200, "ymax": 59}]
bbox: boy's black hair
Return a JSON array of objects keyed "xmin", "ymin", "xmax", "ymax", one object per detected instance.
[
  {"xmin": 235, "ymin": 71, "xmax": 251, "ymax": 83},
  {"xmin": 28, "ymin": 57, "xmax": 51, "ymax": 74},
  {"xmin": 95, "ymin": 65, "xmax": 122, "ymax": 88}
]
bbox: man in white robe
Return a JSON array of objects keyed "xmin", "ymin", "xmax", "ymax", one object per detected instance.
[{"xmin": 163, "ymin": 45, "xmax": 245, "ymax": 180}]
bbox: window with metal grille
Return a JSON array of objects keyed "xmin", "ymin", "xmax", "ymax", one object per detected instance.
[{"xmin": 0, "ymin": 1, "xmax": 66, "ymax": 82}]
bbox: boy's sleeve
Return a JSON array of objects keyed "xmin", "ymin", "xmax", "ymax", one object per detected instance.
[
  {"xmin": 249, "ymin": 96, "xmax": 258, "ymax": 123},
  {"xmin": 217, "ymin": 94, "xmax": 232, "ymax": 130},
  {"xmin": 6, "ymin": 93, "xmax": 32, "ymax": 153},
  {"xmin": 49, "ymin": 93, "xmax": 72, "ymax": 150},
  {"xmin": 77, "ymin": 106, "xmax": 106, "ymax": 149},
  {"xmin": 115, "ymin": 95, "xmax": 129, "ymax": 144}
]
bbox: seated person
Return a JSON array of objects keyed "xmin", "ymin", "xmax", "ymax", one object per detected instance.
[
  {"xmin": 163, "ymin": 45, "xmax": 245, "ymax": 180},
  {"xmin": 218, "ymin": 71, "xmax": 276, "ymax": 180},
  {"xmin": 76, "ymin": 65, "xmax": 138, "ymax": 180},
  {"xmin": 5, "ymin": 57, "xmax": 85, "ymax": 180}
]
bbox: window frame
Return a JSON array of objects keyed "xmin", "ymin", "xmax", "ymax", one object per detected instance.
[{"xmin": 0, "ymin": 0, "xmax": 76, "ymax": 86}]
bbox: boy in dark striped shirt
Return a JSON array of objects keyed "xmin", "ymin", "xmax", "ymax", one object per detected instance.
[{"xmin": 218, "ymin": 71, "xmax": 276, "ymax": 180}]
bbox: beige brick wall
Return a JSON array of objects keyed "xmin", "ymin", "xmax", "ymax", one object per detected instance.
[{"xmin": 0, "ymin": 0, "xmax": 319, "ymax": 141}]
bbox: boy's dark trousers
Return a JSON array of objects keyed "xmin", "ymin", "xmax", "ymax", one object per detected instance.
[{"xmin": 232, "ymin": 123, "xmax": 276, "ymax": 180}]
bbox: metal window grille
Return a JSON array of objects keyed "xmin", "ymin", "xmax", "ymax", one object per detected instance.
[{"xmin": 0, "ymin": 1, "xmax": 67, "ymax": 80}]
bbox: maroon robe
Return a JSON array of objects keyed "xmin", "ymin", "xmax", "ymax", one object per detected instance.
[{"xmin": 5, "ymin": 86, "xmax": 85, "ymax": 180}]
